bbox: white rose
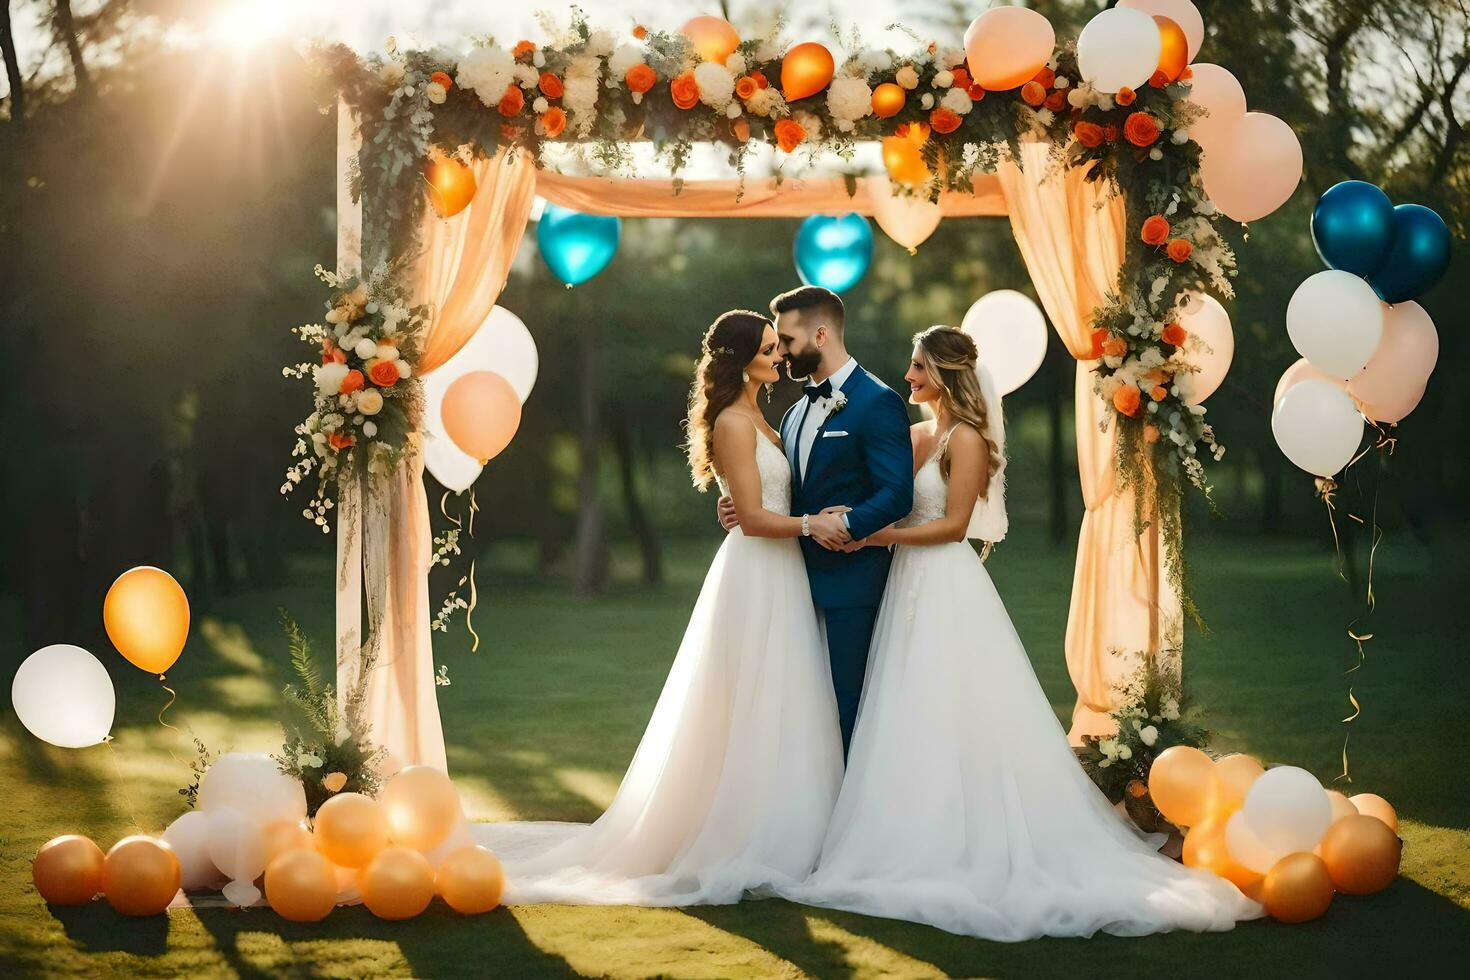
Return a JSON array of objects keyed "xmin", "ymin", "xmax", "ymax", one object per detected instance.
[
  {"xmin": 940, "ymin": 86, "xmax": 973, "ymax": 115},
  {"xmin": 895, "ymin": 65, "xmax": 919, "ymax": 90},
  {"xmin": 1140, "ymin": 725, "xmax": 1159, "ymax": 747},
  {"xmin": 425, "ymin": 82, "xmax": 447, "ymax": 104},
  {"xmin": 694, "ymin": 61, "xmax": 735, "ymax": 110},
  {"xmin": 1054, "ymin": 76, "xmax": 1070, "ymax": 89},
  {"xmin": 726, "ymin": 102, "xmax": 742, "ymax": 119},
  {"xmin": 608, "ymin": 44, "xmax": 643, "ymax": 79},
  {"xmin": 456, "ymin": 46, "xmax": 515, "ymax": 108},
  {"xmin": 1118, "ymin": 745, "xmax": 1133, "ymax": 760},
  {"xmin": 354, "ymin": 338, "xmax": 378, "ymax": 359},
  {"xmin": 315, "ymin": 363, "xmax": 349, "ymax": 396},
  {"xmin": 514, "ymin": 64, "xmax": 539, "ymax": 89},
  {"xmin": 726, "ymin": 53, "xmax": 747, "ymax": 77},
  {"xmin": 532, "ymin": 50, "xmax": 545, "ymax": 68},
  {"xmin": 1172, "ymin": 128, "xmax": 1190, "ymax": 144},
  {"xmin": 394, "ymin": 360, "xmax": 412, "ymax": 380},
  {"xmin": 357, "ymin": 388, "xmax": 384, "ymax": 415},
  {"xmin": 363, "ymin": 421, "xmax": 378, "ymax": 438},
  {"xmin": 376, "ymin": 344, "xmax": 400, "ymax": 362},
  {"xmin": 934, "ymin": 69, "xmax": 954, "ymax": 89},
  {"xmin": 1067, "ymin": 88, "xmax": 1087, "ymax": 108},
  {"xmin": 533, "ymin": 96, "xmax": 549, "ymax": 113},
  {"xmin": 1149, "ymin": 147, "xmax": 1164, "ymax": 161},
  {"xmin": 920, "ymin": 92, "xmax": 934, "ymax": 110}
]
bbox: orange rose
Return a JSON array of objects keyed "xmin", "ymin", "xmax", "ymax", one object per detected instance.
[
  {"xmin": 732, "ymin": 117, "xmax": 750, "ymax": 143},
  {"xmin": 1148, "ymin": 70, "xmax": 1169, "ymax": 88},
  {"xmin": 633, "ymin": 25, "xmax": 648, "ymax": 40},
  {"xmin": 774, "ymin": 118, "xmax": 806, "ymax": 152},
  {"xmin": 1074, "ymin": 122, "xmax": 1104, "ymax": 148},
  {"xmin": 1032, "ymin": 67, "xmax": 1055, "ymax": 88},
  {"xmin": 498, "ymin": 84, "xmax": 524, "ymax": 117},
  {"xmin": 625, "ymin": 64, "xmax": 656, "ymax": 94},
  {"xmin": 1150, "ymin": 385, "xmax": 1168, "ymax": 402},
  {"xmin": 340, "ymin": 369, "xmax": 365, "ymax": 394},
  {"xmin": 751, "ymin": 71, "xmax": 770, "ymax": 90},
  {"xmin": 929, "ymin": 107, "xmax": 961, "ymax": 134},
  {"xmin": 1162, "ymin": 322, "xmax": 1188, "ymax": 346},
  {"xmin": 1116, "ymin": 87, "xmax": 1136, "ymax": 106},
  {"xmin": 735, "ymin": 75, "xmax": 758, "ymax": 101},
  {"xmin": 430, "ymin": 71, "xmax": 453, "ymax": 91},
  {"xmin": 322, "ymin": 771, "xmax": 348, "ymax": 793},
  {"xmin": 1102, "ymin": 337, "xmax": 1128, "ymax": 358},
  {"xmin": 368, "ymin": 359, "xmax": 400, "ymax": 387},
  {"xmin": 539, "ymin": 106, "xmax": 567, "ymax": 138},
  {"xmin": 512, "ymin": 40, "xmax": 536, "ymax": 61},
  {"xmin": 1124, "ymin": 111, "xmax": 1160, "ymax": 147},
  {"xmin": 1141, "ymin": 214, "xmax": 1171, "ymax": 246},
  {"xmin": 1089, "ymin": 327, "xmax": 1109, "ymax": 359},
  {"xmin": 1144, "ymin": 423, "xmax": 1161, "ymax": 444},
  {"xmin": 1044, "ymin": 90, "xmax": 1066, "ymax": 112},
  {"xmin": 1166, "ymin": 239, "xmax": 1193, "ymax": 263},
  {"xmin": 951, "ymin": 66, "xmax": 972, "ymax": 90},
  {"xmin": 539, "ymin": 73, "xmax": 564, "ymax": 98},
  {"xmin": 967, "ymin": 83, "xmax": 987, "ymax": 101},
  {"xmin": 328, "ymin": 432, "xmax": 355, "ymax": 450},
  {"xmin": 1113, "ymin": 385, "xmax": 1142, "ymax": 417},
  {"xmin": 1020, "ymin": 81, "xmax": 1046, "ymax": 107},
  {"xmin": 1143, "ymin": 367, "xmax": 1170, "ymax": 386},
  {"xmin": 670, "ymin": 71, "xmax": 700, "ymax": 110}
]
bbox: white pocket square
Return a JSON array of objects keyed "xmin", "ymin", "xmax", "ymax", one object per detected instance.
[{"xmin": 822, "ymin": 430, "xmax": 849, "ymax": 438}]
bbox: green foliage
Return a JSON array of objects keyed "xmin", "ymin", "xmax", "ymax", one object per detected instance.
[{"xmin": 176, "ymin": 736, "xmax": 220, "ymax": 810}]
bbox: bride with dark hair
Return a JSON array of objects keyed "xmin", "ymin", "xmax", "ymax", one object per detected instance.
[{"xmin": 474, "ymin": 310, "xmax": 843, "ymax": 905}]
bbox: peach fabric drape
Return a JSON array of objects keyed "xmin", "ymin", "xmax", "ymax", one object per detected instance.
[{"xmin": 997, "ymin": 140, "xmax": 1181, "ymax": 744}]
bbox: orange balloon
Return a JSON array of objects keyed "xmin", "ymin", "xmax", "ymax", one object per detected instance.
[
  {"xmin": 441, "ymin": 371, "xmax": 522, "ymax": 465},
  {"xmin": 1155, "ymin": 16, "xmax": 1189, "ymax": 82},
  {"xmin": 1319, "ymin": 814, "xmax": 1401, "ymax": 895},
  {"xmin": 33, "ymin": 835, "xmax": 105, "ymax": 905},
  {"xmin": 1262, "ymin": 852, "xmax": 1334, "ymax": 923},
  {"xmin": 871, "ymin": 82, "xmax": 906, "ymax": 118},
  {"xmin": 262, "ymin": 820, "xmax": 314, "ymax": 864},
  {"xmin": 314, "ymin": 793, "xmax": 389, "ymax": 870},
  {"xmin": 425, "ymin": 150, "xmax": 478, "ymax": 219},
  {"xmin": 360, "ymin": 846, "xmax": 436, "ymax": 920},
  {"xmin": 882, "ymin": 123, "xmax": 931, "ymax": 186},
  {"xmin": 264, "ymin": 847, "xmax": 338, "ymax": 923},
  {"xmin": 1350, "ymin": 793, "xmax": 1399, "ymax": 834},
  {"xmin": 781, "ymin": 42, "xmax": 834, "ymax": 101},
  {"xmin": 1213, "ymin": 753, "xmax": 1264, "ymax": 817},
  {"xmin": 1148, "ymin": 746, "xmax": 1219, "ymax": 828},
  {"xmin": 381, "ymin": 766, "xmax": 462, "ymax": 853},
  {"xmin": 963, "ymin": 6, "xmax": 1055, "ymax": 91},
  {"xmin": 1325, "ymin": 790, "xmax": 1358, "ymax": 825},
  {"xmin": 103, "ymin": 836, "xmax": 181, "ymax": 916},
  {"xmin": 436, "ymin": 845, "xmax": 505, "ymax": 915},
  {"xmin": 680, "ymin": 16, "xmax": 740, "ymax": 64},
  {"xmin": 1183, "ymin": 821, "xmax": 1263, "ymax": 892},
  {"xmin": 103, "ymin": 566, "xmax": 189, "ymax": 675}
]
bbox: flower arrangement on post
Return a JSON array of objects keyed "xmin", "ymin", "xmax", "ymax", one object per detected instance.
[
  {"xmin": 1076, "ymin": 649, "xmax": 1208, "ymax": 832},
  {"xmin": 281, "ymin": 264, "xmax": 427, "ymax": 532}
]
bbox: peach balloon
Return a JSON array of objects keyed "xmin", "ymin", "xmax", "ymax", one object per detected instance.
[
  {"xmin": 103, "ymin": 836, "xmax": 181, "ymax": 916},
  {"xmin": 680, "ymin": 16, "xmax": 739, "ymax": 64},
  {"xmin": 1148, "ymin": 745, "xmax": 1219, "ymax": 828},
  {"xmin": 1273, "ymin": 357, "xmax": 1345, "ymax": 410},
  {"xmin": 1117, "ymin": 0, "xmax": 1205, "ymax": 61},
  {"xmin": 1262, "ymin": 852, "xmax": 1334, "ymax": 923},
  {"xmin": 264, "ymin": 848, "xmax": 338, "ymax": 923},
  {"xmin": 963, "ymin": 6, "xmax": 1055, "ymax": 91},
  {"xmin": 1184, "ymin": 63, "xmax": 1246, "ymax": 153},
  {"xmin": 871, "ymin": 82, "xmax": 906, "ymax": 118},
  {"xmin": 33, "ymin": 835, "xmax": 105, "ymax": 905},
  {"xmin": 869, "ymin": 178, "xmax": 942, "ymax": 253},
  {"xmin": 1358, "ymin": 383, "xmax": 1425, "ymax": 425},
  {"xmin": 1200, "ymin": 112, "xmax": 1303, "ymax": 223},
  {"xmin": 1319, "ymin": 814, "xmax": 1401, "ymax": 895},
  {"xmin": 1349, "ymin": 793, "xmax": 1400, "ymax": 834},
  {"xmin": 381, "ymin": 766, "xmax": 463, "ymax": 853},
  {"xmin": 314, "ymin": 793, "xmax": 389, "ymax": 869},
  {"xmin": 1325, "ymin": 790, "xmax": 1358, "ymax": 825},
  {"xmin": 1212, "ymin": 753, "xmax": 1264, "ymax": 816},
  {"xmin": 424, "ymin": 150, "xmax": 477, "ymax": 219},
  {"xmin": 1154, "ymin": 16, "xmax": 1189, "ymax": 82},
  {"xmin": 441, "ymin": 371, "xmax": 522, "ymax": 465},
  {"xmin": 1348, "ymin": 302, "xmax": 1437, "ymax": 414},
  {"xmin": 360, "ymin": 846, "xmax": 436, "ymax": 920},
  {"xmin": 781, "ymin": 42, "xmax": 834, "ymax": 101},
  {"xmin": 262, "ymin": 820, "xmax": 314, "ymax": 863},
  {"xmin": 1178, "ymin": 293, "xmax": 1233, "ymax": 404},
  {"xmin": 1183, "ymin": 822, "xmax": 1262, "ymax": 892},
  {"xmin": 103, "ymin": 566, "xmax": 190, "ymax": 675},
  {"xmin": 436, "ymin": 845, "xmax": 506, "ymax": 915}
]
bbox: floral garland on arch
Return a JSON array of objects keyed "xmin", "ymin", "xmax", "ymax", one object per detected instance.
[{"xmin": 308, "ymin": 8, "xmax": 1239, "ymax": 588}]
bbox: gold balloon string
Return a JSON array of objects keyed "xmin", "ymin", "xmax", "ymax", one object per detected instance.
[
  {"xmin": 1315, "ymin": 477, "xmax": 1347, "ymax": 584},
  {"xmin": 466, "ymin": 559, "xmax": 481, "ymax": 654},
  {"xmin": 439, "ymin": 489, "xmax": 462, "ymax": 530},
  {"xmin": 102, "ymin": 736, "xmax": 147, "ymax": 833},
  {"xmin": 468, "ymin": 486, "xmax": 480, "ymax": 539},
  {"xmin": 156, "ymin": 674, "xmax": 188, "ymax": 768}
]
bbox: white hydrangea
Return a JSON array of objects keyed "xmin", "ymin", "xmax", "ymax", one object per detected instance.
[
  {"xmin": 315, "ymin": 363, "xmax": 348, "ymax": 397},
  {"xmin": 726, "ymin": 52, "xmax": 747, "ymax": 77},
  {"xmin": 934, "ymin": 69, "xmax": 954, "ymax": 89},
  {"xmin": 859, "ymin": 50, "xmax": 892, "ymax": 76},
  {"xmin": 608, "ymin": 44, "xmax": 643, "ymax": 79},
  {"xmin": 457, "ymin": 45, "xmax": 515, "ymax": 108},
  {"xmin": 940, "ymin": 86, "xmax": 973, "ymax": 115},
  {"xmin": 746, "ymin": 87, "xmax": 785, "ymax": 118},
  {"xmin": 827, "ymin": 76, "xmax": 873, "ymax": 128},
  {"xmin": 796, "ymin": 110, "xmax": 823, "ymax": 142},
  {"xmin": 753, "ymin": 40, "xmax": 781, "ymax": 63},
  {"xmin": 379, "ymin": 60, "xmax": 405, "ymax": 87},
  {"xmin": 564, "ymin": 53, "xmax": 600, "ymax": 80},
  {"xmin": 895, "ymin": 65, "xmax": 919, "ymax": 90},
  {"xmin": 586, "ymin": 29, "xmax": 615, "ymax": 57},
  {"xmin": 694, "ymin": 61, "xmax": 735, "ymax": 110},
  {"xmin": 564, "ymin": 74, "xmax": 600, "ymax": 134}
]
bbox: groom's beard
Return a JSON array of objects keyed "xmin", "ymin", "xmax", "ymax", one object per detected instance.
[{"xmin": 784, "ymin": 348, "xmax": 822, "ymax": 381}]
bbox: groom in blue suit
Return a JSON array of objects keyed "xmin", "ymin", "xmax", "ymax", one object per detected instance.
[{"xmin": 721, "ymin": 286, "xmax": 913, "ymax": 758}]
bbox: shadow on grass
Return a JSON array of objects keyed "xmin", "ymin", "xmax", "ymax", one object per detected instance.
[{"xmin": 49, "ymin": 902, "xmax": 171, "ymax": 957}]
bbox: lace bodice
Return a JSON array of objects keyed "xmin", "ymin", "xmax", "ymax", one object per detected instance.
[
  {"xmin": 896, "ymin": 452, "xmax": 950, "ymax": 529},
  {"xmin": 716, "ymin": 424, "xmax": 791, "ymax": 513}
]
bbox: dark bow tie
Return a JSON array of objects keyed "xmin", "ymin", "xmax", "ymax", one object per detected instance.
[{"xmin": 803, "ymin": 379, "xmax": 834, "ymax": 403}]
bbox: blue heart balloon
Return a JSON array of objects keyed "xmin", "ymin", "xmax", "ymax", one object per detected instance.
[
  {"xmin": 1368, "ymin": 204, "xmax": 1451, "ymax": 304},
  {"xmin": 794, "ymin": 214, "xmax": 873, "ymax": 294},
  {"xmin": 1311, "ymin": 180, "xmax": 1395, "ymax": 277},
  {"xmin": 537, "ymin": 204, "xmax": 621, "ymax": 286}
]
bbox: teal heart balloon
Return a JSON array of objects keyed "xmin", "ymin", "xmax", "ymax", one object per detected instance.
[
  {"xmin": 537, "ymin": 204, "xmax": 621, "ymax": 286},
  {"xmin": 1368, "ymin": 204, "xmax": 1450, "ymax": 304},
  {"xmin": 794, "ymin": 214, "xmax": 873, "ymax": 294}
]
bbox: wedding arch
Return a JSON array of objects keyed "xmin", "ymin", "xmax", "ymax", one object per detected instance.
[{"xmin": 296, "ymin": 10, "xmax": 1250, "ymax": 774}]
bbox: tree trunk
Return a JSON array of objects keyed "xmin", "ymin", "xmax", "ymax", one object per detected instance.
[
  {"xmin": 52, "ymin": 0, "xmax": 93, "ymax": 101},
  {"xmin": 572, "ymin": 300, "xmax": 608, "ymax": 595},
  {"xmin": 611, "ymin": 411, "xmax": 662, "ymax": 585},
  {"xmin": 1, "ymin": 3, "xmax": 25, "ymax": 130}
]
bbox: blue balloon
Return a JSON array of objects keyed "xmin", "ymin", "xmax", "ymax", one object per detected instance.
[
  {"xmin": 1311, "ymin": 180, "xmax": 1395, "ymax": 277},
  {"xmin": 794, "ymin": 214, "xmax": 873, "ymax": 294},
  {"xmin": 537, "ymin": 204, "xmax": 621, "ymax": 285},
  {"xmin": 1368, "ymin": 204, "xmax": 1451, "ymax": 304}
]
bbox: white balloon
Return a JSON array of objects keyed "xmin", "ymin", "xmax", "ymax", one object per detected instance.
[
  {"xmin": 197, "ymin": 752, "xmax": 307, "ymax": 826},
  {"xmin": 1077, "ymin": 7, "xmax": 1162, "ymax": 93},
  {"xmin": 961, "ymin": 290, "xmax": 1048, "ymax": 396},
  {"xmin": 163, "ymin": 810, "xmax": 224, "ymax": 890},
  {"xmin": 422, "ymin": 306, "xmax": 539, "ymax": 492},
  {"xmin": 1272, "ymin": 380, "xmax": 1365, "ymax": 478},
  {"xmin": 11, "ymin": 644, "xmax": 114, "ymax": 748},
  {"xmin": 1273, "ymin": 357, "xmax": 1345, "ymax": 410},
  {"xmin": 868, "ymin": 179, "xmax": 942, "ymax": 252},
  {"xmin": 1286, "ymin": 271, "xmax": 1385, "ymax": 379},
  {"xmin": 1117, "ymin": 0, "xmax": 1205, "ymax": 61},
  {"xmin": 1225, "ymin": 809, "xmax": 1278, "ymax": 875},
  {"xmin": 1178, "ymin": 293, "xmax": 1233, "ymax": 404},
  {"xmin": 207, "ymin": 807, "xmax": 267, "ymax": 884},
  {"xmin": 221, "ymin": 878, "xmax": 262, "ymax": 907},
  {"xmin": 1240, "ymin": 765, "xmax": 1334, "ymax": 859},
  {"xmin": 1184, "ymin": 64, "xmax": 1246, "ymax": 154}
]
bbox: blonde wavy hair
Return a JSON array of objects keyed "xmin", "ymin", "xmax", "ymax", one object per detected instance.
[{"xmin": 913, "ymin": 325, "xmax": 1001, "ymax": 487}]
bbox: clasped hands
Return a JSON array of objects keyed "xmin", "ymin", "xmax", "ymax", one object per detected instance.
[{"xmin": 716, "ymin": 496, "xmax": 869, "ymax": 552}]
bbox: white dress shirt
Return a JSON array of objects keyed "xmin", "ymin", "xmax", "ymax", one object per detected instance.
[{"xmin": 796, "ymin": 355, "xmax": 859, "ymax": 477}]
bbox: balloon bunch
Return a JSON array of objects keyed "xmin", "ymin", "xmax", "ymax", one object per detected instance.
[
  {"xmin": 793, "ymin": 214, "xmax": 874, "ymax": 293},
  {"xmin": 1273, "ymin": 181, "xmax": 1446, "ymax": 479},
  {"xmin": 1150, "ymin": 748, "xmax": 1403, "ymax": 922}
]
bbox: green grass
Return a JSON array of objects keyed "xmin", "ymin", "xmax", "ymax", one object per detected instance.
[{"xmin": 2, "ymin": 523, "xmax": 1468, "ymax": 978}]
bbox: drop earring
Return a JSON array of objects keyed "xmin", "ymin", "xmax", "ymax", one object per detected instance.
[
  {"xmin": 764, "ymin": 382, "xmax": 774, "ymax": 402},
  {"xmin": 742, "ymin": 370, "xmax": 750, "ymax": 383}
]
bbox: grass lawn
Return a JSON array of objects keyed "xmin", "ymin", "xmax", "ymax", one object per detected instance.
[{"xmin": 2, "ymin": 522, "xmax": 1468, "ymax": 978}]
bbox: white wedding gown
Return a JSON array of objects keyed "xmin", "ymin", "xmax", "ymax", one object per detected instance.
[
  {"xmin": 780, "ymin": 445, "xmax": 1263, "ymax": 940},
  {"xmin": 473, "ymin": 426, "xmax": 843, "ymax": 905}
]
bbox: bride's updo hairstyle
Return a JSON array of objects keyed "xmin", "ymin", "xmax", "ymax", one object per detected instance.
[
  {"xmin": 686, "ymin": 310, "xmax": 771, "ymax": 490},
  {"xmin": 913, "ymin": 325, "xmax": 1001, "ymax": 486}
]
